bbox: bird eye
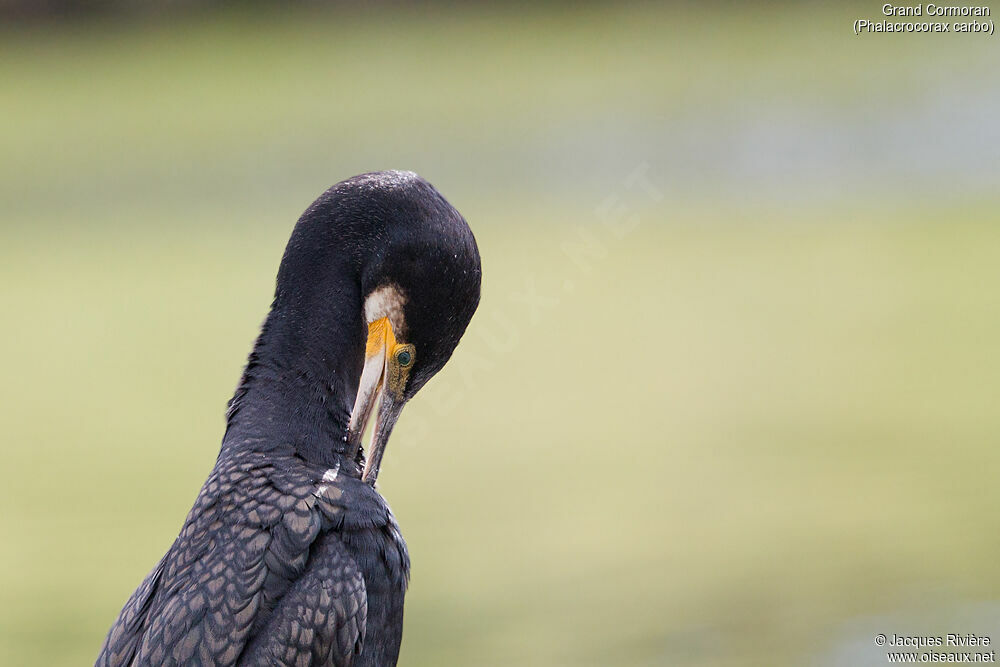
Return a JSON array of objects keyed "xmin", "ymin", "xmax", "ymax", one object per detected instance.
[{"xmin": 396, "ymin": 349, "xmax": 413, "ymax": 367}]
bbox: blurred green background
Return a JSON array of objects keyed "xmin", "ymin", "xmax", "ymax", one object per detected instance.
[{"xmin": 2, "ymin": 3, "xmax": 999, "ymax": 666}]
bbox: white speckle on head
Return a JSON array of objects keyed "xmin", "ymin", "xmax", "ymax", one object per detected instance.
[
  {"xmin": 364, "ymin": 283, "xmax": 407, "ymax": 334},
  {"xmin": 352, "ymin": 170, "xmax": 420, "ymax": 191}
]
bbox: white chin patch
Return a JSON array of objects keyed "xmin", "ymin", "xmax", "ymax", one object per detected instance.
[{"xmin": 364, "ymin": 284, "xmax": 407, "ymax": 332}]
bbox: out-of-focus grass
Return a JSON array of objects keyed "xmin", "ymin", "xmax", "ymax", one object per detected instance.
[
  {"xmin": 2, "ymin": 4, "xmax": 999, "ymax": 667},
  {"xmin": 4, "ymin": 207, "xmax": 1000, "ymax": 666},
  {"xmin": 1, "ymin": 2, "xmax": 994, "ymax": 221}
]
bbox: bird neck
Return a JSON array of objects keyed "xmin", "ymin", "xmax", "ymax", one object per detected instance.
[{"xmin": 221, "ymin": 282, "xmax": 366, "ymax": 469}]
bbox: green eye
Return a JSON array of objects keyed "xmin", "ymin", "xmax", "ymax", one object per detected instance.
[{"xmin": 396, "ymin": 349, "xmax": 412, "ymax": 367}]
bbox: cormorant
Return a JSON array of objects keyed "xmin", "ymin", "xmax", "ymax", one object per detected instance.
[{"xmin": 96, "ymin": 171, "xmax": 481, "ymax": 666}]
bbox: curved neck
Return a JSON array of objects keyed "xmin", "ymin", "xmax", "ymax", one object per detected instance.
[{"xmin": 222, "ymin": 273, "xmax": 366, "ymax": 468}]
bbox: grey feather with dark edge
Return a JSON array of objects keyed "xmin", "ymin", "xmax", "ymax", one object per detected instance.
[{"xmin": 98, "ymin": 451, "xmax": 408, "ymax": 666}]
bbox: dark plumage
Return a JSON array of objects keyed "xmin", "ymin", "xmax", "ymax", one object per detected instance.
[{"xmin": 97, "ymin": 171, "xmax": 481, "ymax": 667}]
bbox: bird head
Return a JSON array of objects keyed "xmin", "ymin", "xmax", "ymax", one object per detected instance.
[{"xmin": 340, "ymin": 172, "xmax": 481, "ymax": 485}]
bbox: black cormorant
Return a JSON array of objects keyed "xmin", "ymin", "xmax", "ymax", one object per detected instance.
[{"xmin": 96, "ymin": 171, "xmax": 482, "ymax": 666}]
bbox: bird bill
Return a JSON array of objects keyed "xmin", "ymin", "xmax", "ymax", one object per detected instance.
[{"xmin": 348, "ymin": 318, "xmax": 405, "ymax": 486}]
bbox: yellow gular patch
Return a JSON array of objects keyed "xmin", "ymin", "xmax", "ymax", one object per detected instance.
[{"xmin": 366, "ymin": 317, "xmax": 397, "ymax": 358}]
